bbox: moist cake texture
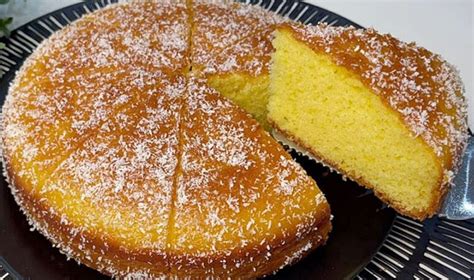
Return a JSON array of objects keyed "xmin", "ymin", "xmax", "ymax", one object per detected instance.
[
  {"xmin": 190, "ymin": 0, "xmax": 284, "ymax": 128},
  {"xmin": 267, "ymin": 23, "xmax": 468, "ymax": 220}
]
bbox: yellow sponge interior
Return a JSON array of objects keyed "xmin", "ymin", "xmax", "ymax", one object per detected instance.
[
  {"xmin": 268, "ymin": 29, "xmax": 441, "ymax": 217},
  {"xmin": 207, "ymin": 73, "xmax": 270, "ymax": 129}
]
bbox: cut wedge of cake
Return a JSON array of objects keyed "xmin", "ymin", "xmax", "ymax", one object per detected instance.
[
  {"xmin": 25, "ymin": 74, "xmax": 186, "ymax": 276},
  {"xmin": 1, "ymin": 1, "xmax": 190, "ymax": 192},
  {"xmin": 190, "ymin": 1, "xmax": 282, "ymax": 128},
  {"xmin": 168, "ymin": 78, "xmax": 331, "ymax": 277},
  {"xmin": 267, "ymin": 23, "xmax": 468, "ymax": 220}
]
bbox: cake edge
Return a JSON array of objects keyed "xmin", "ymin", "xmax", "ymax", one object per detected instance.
[
  {"xmin": 268, "ymin": 121, "xmax": 445, "ymax": 221},
  {"xmin": 167, "ymin": 205, "xmax": 332, "ymax": 278},
  {"xmin": 0, "ymin": 146, "xmax": 174, "ymax": 277},
  {"xmin": 1, "ymin": 150, "xmax": 332, "ymax": 278}
]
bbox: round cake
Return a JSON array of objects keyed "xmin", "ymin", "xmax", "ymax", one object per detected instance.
[
  {"xmin": 0, "ymin": 1, "xmax": 331, "ymax": 278},
  {"xmin": 0, "ymin": 0, "xmax": 469, "ymax": 278}
]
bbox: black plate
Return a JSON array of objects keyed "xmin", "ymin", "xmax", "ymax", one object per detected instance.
[{"xmin": 0, "ymin": 1, "xmax": 395, "ymax": 279}]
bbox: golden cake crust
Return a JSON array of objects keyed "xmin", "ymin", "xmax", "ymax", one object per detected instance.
[
  {"xmin": 1, "ymin": 2, "xmax": 331, "ymax": 278},
  {"xmin": 191, "ymin": 0, "xmax": 282, "ymax": 77},
  {"xmin": 189, "ymin": 1, "xmax": 284, "ymax": 128},
  {"xmin": 272, "ymin": 23, "xmax": 469, "ymax": 219},
  {"xmin": 167, "ymin": 78, "xmax": 331, "ymax": 277},
  {"xmin": 2, "ymin": 164, "xmax": 170, "ymax": 277}
]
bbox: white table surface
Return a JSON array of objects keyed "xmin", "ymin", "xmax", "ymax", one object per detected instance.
[{"xmin": 1, "ymin": 0, "xmax": 473, "ymax": 129}]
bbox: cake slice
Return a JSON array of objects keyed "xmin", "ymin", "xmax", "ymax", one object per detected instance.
[
  {"xmin": 167, "ymin": 78, "xmax": 331, "ymax": 277},
  {"xmin": 190, "ymin": 1, "xmax": 282, "ymax": 128},
  {"xmin": 1, "ymin": 1, "xmax": 191, "ymax": 195},
  {"xmin": 17, "ymin": 75, "xmax": 186, "ymax": 277},
  {"xmin": 267, "ymin": 23, "xmax": 468, "ymax": 220},
  {"xmin": 201, "ymin": 27, "xmax": 275, "ymax": 128},
  {"xmin": 190, "ymin": 1, "xmax": 275, "ymax": 65}
]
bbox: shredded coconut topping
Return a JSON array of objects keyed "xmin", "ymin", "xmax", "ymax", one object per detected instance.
[
  {"xmin": 0, "ymin": 2, "xmax": 329, "ymax": 277},
  {"xmin": 191, "ymin": 0, "xmax": 286, "ymax": 76}
]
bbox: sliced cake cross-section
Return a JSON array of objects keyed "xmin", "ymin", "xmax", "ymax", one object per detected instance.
[
  {"xmin": 267, "ymin": 23, "xmax": 468, "ymax": 220},
  {"xmin": 190, "ymin": 1, "xmax": 284, "ymax": 128}
]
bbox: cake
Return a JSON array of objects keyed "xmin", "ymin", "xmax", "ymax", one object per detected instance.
[
  {"xmin": 0, "ymin": 1, "xmax": 190, "ymax": 196},
  {"xmin": 168, "ymin": 78, "xmax": 330, "ymax": 277},
  {"xmin": 1, "ymin": 0, "xmax": 469, "ymax": 277},
  {"xmin": 191, "ymin": 1, "xmax": 469, "ymax": 220},
  {"xmin": 267, "ymin": 23, "xmax": 469, "ymax": 220},
  {"xmin": 190, "ymin": 0, "xmax": 281, "ymax": 128},
  {"xmin": 0, "ymin": 1, "xmax": 331, "ymax": 278}
]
